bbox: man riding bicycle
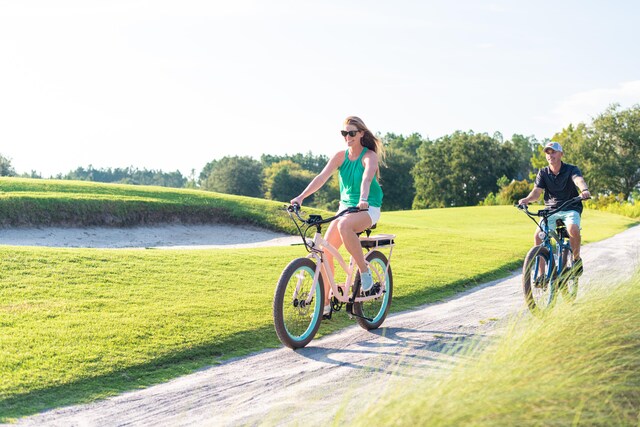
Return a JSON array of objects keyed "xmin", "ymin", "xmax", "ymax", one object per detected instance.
[{"xmin": 518, "ymin": 141, "xmax": 591, "ymax": 275}]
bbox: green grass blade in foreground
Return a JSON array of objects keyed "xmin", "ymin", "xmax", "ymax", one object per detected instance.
[{"xmin": 353, "ymin": 275, "xmax": 640, "ymax": 426}]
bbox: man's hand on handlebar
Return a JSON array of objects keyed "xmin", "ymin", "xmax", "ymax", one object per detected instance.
[
  {"xmin": 517, "ymin": 197, "xmax": 532, "ymax": 210},
  {"xmin": 517, "ymin": 196, "xmax": 532, "ymax": 207}
]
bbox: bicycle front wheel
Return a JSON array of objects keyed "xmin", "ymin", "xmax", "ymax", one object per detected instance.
[
  {"xmin": 522, "ymin": 245, "xmax": 555, "ymax": 315},
  {"xmin": 354, "ymin": 250, "xmax": 393, "ymax": 330},
  {"xmin": 559, "ymin": 247, "xmax": 579, "ymax": 302},
  {"xmin": 273, "ymin": 257, "xmax": 324, "ymax": 349}
]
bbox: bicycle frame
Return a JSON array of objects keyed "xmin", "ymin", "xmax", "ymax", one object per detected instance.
[
  {"xmin": 274, "ymin": 205, "xmax": 396, "ymax": 348},
  {"xmin": 305, "ymin": 230, "xmax": 394, "ymax": 305},
  {"xmin": 286, "ymin": 205, "xmax": 395, "ymax": 306},
  {"xmin": 534, "ymin": 215, "xmax": 573, "ymax": 286}
]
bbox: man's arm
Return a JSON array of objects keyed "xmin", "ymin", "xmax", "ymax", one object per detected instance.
[
  {"xmin": 573, "ymin": 176, "xmax": 591, "ymax": 199},
  {"xmin": 518, "ymin": 187, "xmax": 543, "ymax": 206}
]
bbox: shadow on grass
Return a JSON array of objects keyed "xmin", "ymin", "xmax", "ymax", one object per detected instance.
[
  {"xmin": 0, "ymin": 324, "xmax": 282, "ymax": 422},
  {"xmin": 1, "ymin": 261, "xmax": 520, "ymax": 422}
]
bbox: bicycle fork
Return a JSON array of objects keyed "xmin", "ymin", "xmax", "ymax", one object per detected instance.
[
  {"xmin": 288, "ymin": 270, "xmax": 314, "ymax": 312},
  {"xmin": 293, "ymin": 254, "xmax": 330, "ymax": 311}
]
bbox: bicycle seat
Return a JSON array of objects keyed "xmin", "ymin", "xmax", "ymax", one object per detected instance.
[
  {"xmin": 357, "ymin": 224, "xmax": 376, "ymax": 238},
  {"xmin": 555, "ymin": 219, "xmax": 569, "ymax": 239}
]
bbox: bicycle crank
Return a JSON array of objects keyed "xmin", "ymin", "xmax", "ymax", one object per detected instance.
[{"xmin": 345, "ymin": 303, "xmax": 374, "ymax": 322}]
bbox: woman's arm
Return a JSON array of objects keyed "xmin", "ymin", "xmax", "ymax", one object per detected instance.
[
  {"xmin": 291, "ymin": 151, "xmax": 344, "ymax": 206},
  {"xmin": 357, "ymin": 151, "xmax": 379, "ymax": 209}
]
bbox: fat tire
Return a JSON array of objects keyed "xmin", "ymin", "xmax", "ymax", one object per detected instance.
[
  {"xmin": 273, "ymin": 258, "xmax": 324, "ymax": 349},
  {"xmin": 522, "ymin": 245, "xmax": 555, "ymax": 316},
  {"xmin": 354, "ymin": 250, "xmax": 393, "ymax": 330}
]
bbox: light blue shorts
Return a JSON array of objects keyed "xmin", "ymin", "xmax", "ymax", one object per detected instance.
[
  {"xmin": 547, "ymin": 210, "xmax": 581, "ymax": 231},
  {"xmin": 338, "ymin": 203, "xmax": 381, "ymax": 226}
]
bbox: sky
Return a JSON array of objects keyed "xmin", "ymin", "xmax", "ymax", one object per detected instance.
[{"xmin": 1, "ymin": 0, "xmax": 639, "ymax": 178}]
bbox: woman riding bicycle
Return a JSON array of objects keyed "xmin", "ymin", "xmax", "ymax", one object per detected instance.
[
  {"xmin": 518, "ymin": 141, "xmax": 591, "ymax": 275},
  {"xmin": 290, "ymin": 116, "xmax": 385, "ymax": 316}
]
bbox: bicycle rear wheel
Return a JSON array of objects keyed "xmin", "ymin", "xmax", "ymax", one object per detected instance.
[
  {"xmin": 353, "ymin": 250, "xmax": 393, "ymax": 330},
  {"xmin": 273, "ymin": 258, "xmax": 324, "ymax": 349},
  {"xmin": 559, "ymin": 247, "xmax": 579, "ymax": 302},
  {"xmin": 522, "ymin": 245, "xmax": 556, "ymax": 315}
]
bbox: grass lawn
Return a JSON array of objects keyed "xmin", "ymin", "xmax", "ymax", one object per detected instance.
[{"xmin": 0, "ymin": 179, "xmax": 637, "ymax": 421}]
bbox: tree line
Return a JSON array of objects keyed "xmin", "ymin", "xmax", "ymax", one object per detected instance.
[
  {"xmin": 192, "ymin": 132, "xmax": 537, "ymax": 211},
  {"xmin": 0, "ymin": 160, "xmax": 194, "ymax": 188},
  {"xmin": 2, "ymin": 104, "xmax": 638, "ymax": 209},
  {"xmin": 59, "ymin": 166, "xmax": 192, "ymax": 188}
]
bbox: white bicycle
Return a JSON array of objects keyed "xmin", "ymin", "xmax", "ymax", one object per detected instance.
[{"xmin": 273, "ymin": 204, "xmax": 395, "ymax": 349}]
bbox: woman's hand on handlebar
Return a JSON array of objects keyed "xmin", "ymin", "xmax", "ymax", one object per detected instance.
[
  {"xmin": 290, "ymin": 196, "xmax": 304, "ymax": 208},
  {"xmin": 580, "ymin": 189, "xmax": 591, "ymax": 200}
]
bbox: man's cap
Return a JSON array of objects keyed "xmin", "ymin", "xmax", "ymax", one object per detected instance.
[{"xmin": 543, "ymin": 141, "xmax": 563, "ymax": 153}]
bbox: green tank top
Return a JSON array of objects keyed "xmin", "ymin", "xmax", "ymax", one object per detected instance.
[{"xmin": 338, "ymin": 148, "xmax": 383, "ymax": 208}]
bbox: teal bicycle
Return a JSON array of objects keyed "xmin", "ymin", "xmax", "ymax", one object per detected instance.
[{"xmin": 516, "ymin": 196, "xmax": 587, "ymax": 315}]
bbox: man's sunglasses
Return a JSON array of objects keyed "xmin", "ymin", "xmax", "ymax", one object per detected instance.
[{"xmin": 341, "ymin": 130, "xmax": 359, "ymax": 137}]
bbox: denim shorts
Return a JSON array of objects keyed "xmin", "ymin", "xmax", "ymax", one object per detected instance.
[
  {"xmin": 338, "ymin": 203, "xmax": 381, "ymax": 226},
  {"xmin": 547, "ymin": 210, "xmax": 581, "ymax": 231}
]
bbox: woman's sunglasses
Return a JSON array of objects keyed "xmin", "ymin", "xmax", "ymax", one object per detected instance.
[{"xmin": 341, "ymin": 130, "xmax": 359, "ymax": 137}]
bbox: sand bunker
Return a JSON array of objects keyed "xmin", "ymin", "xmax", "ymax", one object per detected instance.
[{"xmin": 0, "ymin": 224, "xmax": 301, "ymax": 249}]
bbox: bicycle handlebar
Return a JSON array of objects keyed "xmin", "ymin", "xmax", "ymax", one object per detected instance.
[
  {"xmin": 286, "ymin": 203, "xmax": 368, "ymax": 253},
  {"xmin": 288, "ymin": 203, "xmax": 366, "ymax": 226},
  {"xmin": 515, "ymin": 195, "xmax": 590, "ymax": 237},
  {"xmin": 516, "ymin": 195, "xmax": 589, "ymax": 218}
]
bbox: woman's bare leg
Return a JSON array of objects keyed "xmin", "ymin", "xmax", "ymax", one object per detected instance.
[
  {"xmin": 322, "ymin": 221, "xmax": 343, "ymax": 306},
  {"xmin": 336, "ymin": 212, "xmax": 372, "ymax": 273}
]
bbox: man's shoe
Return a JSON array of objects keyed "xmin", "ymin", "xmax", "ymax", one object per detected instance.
[
  {"xmin": 572, "ymin": 258, "xmax": 583, "ymax": 277},
  {"xmin": 360, "ymin": 270, "xmax": 374, "ymax": 292}
]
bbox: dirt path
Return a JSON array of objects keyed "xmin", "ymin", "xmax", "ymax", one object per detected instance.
[{"xmin": 13, "ymin": 226, "xmax": 640, "ymax": 426}]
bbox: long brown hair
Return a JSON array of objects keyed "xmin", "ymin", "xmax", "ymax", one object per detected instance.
[{"xmin": 344, "ymin": 116, "xmax": 386, "ymax": 168}]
